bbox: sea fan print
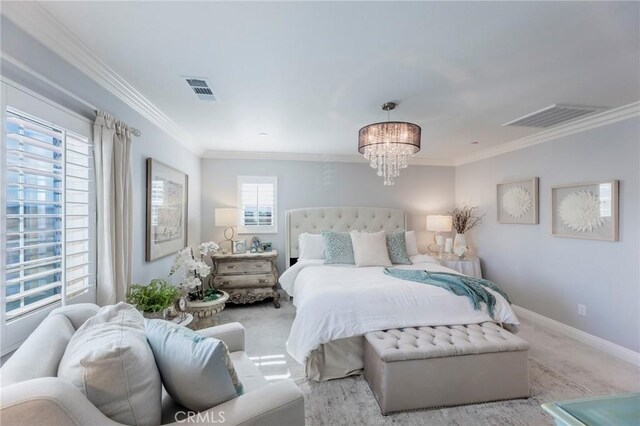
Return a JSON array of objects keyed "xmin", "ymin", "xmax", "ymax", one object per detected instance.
[
  {"xmin": 502, "ymin": 186, "xmax": 532, "ymax": 218},
  {"xmin": 559, "ymin": 190, "xmax": 604, "ymax": 232}
]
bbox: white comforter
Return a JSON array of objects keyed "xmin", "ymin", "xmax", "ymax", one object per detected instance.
[{"xmin": 281, "ymin": 257, "xmax": 519, "ymax": 364}]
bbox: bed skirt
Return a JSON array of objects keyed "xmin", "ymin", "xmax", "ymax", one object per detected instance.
[{"xmin": 305, "ymin": 336, "xmax": 364, "ymax": 381}]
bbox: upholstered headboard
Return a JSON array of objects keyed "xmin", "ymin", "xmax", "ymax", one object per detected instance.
[{"xmin": 285, "ymin": 207, "xmax": 406, "ymax": 268}]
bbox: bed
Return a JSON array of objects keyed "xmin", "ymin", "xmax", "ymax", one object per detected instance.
[{"xmin": 281, "ymin": 207, "xmax": 519, "ymax": 381}]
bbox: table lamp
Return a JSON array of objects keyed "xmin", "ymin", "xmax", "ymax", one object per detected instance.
[
  {"xmin": 426, "ymin": 215, "xmax": 453, "ymax": 257},
  {"xmin": 215, "ymin": 208, "xmax": 239, "ymax": 253}
]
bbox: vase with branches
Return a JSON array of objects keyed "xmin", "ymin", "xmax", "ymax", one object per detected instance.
[{"xmin": 448, "ymin": 206, "xmax": 484, "ymax": 252}]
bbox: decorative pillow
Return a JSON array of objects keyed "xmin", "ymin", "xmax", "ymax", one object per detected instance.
[
  {"xmin": 58, "ymin": 302, "xmax": 161, "ymax": 426},
  {"xmin": 322, "ymin": 231, "xmax": 355, "ymax": 264},
  {"xmin": 350, "ymin": 230, "xmax": 392, "ymax": 267},
  {"xmin": 145, "ymin": 319, "xmax": 243, "ymax": 412},
  {"xmin": 298, "ymin": 233, "xmax": 325, "ymax": 260},
  {"xmin": 405, "ymin": 230, "xmax": 419, "ymax": 256},
  {"xmin": 386, "ymin": 231, "xmax": 411, "ymax": 264}
]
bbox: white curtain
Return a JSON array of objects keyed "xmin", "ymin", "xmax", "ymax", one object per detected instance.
[{"xmin": 94, "ymin": 111, "xmax": 133, "ymax": 305}]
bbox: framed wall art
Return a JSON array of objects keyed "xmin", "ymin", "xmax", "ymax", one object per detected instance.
[
  {"xmin": 497, "ymin": 177, "xmax": 539, "ymax": 224},
  {"xmin": 146, "ymin": 158, "xmax": 189, "ymax": 261},
  {"xmin": 551, "ymin": 180, "xmax": 618, "ymax": 241}
]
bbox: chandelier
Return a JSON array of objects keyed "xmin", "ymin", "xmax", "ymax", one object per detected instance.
[{"xmin": 358, "ymin": 102, "xmax": 421, "ymax": 185}]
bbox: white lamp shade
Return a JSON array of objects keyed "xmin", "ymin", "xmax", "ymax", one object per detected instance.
[
  {"xmin": 426, "ymin": 215, "xmax": 453, "ymax": 232},
  {"xmin": 215, "ymin": 208, "xmax": 239, "ymax": 227}
]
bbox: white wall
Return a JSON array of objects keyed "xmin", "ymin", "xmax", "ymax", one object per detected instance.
[
  {"xmin": 456, "ymin": 118, "xmax": 640, "ymax": 352},
  {"xmin": 201, "ymin": 158, "xmax": 456, "ymax": 272},
  {"xmin": 1, "ymin": 18, "xmax": 202, "ymax": 286}
]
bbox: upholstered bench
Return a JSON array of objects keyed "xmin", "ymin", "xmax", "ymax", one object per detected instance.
[{"xmin": 364, "ymin": 323, "xmax": 530, "ymax": 414}]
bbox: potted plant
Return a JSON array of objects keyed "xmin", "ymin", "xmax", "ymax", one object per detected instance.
[
  {"xmin": 169, "ymin": 241, "xmax": 228, "ymax": 327},
  {"xmin": 448, "ymin": 206, "xmax": 484, "ymax": 251},
  {"xmin": 126, "ymin": 278, "xmax": 180, "ymax": 319}
]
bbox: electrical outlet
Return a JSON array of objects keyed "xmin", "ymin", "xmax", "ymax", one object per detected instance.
[{"xmin": 578, "ymin": 304, "xmax": 587, "ymax": 316}]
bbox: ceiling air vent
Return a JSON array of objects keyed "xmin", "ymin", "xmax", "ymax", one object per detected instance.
[
  {"xmin": 503, "ymin": 104, "xmax": 607, "ymax": 128},
  {"xmin": 185, "ymin": 77, "xmax": 216, "ymax": 101}
]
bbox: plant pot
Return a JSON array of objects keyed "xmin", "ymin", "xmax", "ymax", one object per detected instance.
[
  {"xmin": 453, "ymin": 233, "xmax": 467, "ymax": 249},
  {"xmin": 187, "ymin": 291, "xmax": 229, "ymax": 329}
]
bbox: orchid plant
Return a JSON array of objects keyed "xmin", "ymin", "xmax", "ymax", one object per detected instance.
[{"xmin": 169, "ymin": 241, "xmax": 220, "ymax": 301}]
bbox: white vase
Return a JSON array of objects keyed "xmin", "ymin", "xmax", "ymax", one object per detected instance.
[{"xmin": 453, "ymin": 233, "xmax": 467, "ymax": 249}]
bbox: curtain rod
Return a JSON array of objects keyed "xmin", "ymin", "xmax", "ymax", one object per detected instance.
[{"xmin": 1, "ymin": 52, "xmax": 142, "ymax": 137}]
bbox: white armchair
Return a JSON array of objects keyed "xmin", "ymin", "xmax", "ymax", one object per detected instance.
[{"xmin": 0, "ymin": 304, "xmax": 305, "ymax": 426}]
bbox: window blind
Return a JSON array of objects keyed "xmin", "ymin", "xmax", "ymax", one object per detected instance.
[
  {"xmin": 4, "ymin": 108, "xmax": 94, "ymax": 320},
  {"xmin": 237, "ymin": 176, "xmax": 277, "ymax": 234}
]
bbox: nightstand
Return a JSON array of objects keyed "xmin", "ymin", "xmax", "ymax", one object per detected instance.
[
  {"xmin": 211, "ymin": 251, "xmax": 280, "ymax": 308},
  {"xmin": 438, "ymin": 255, "xmax": 482, "ymax": 278}
]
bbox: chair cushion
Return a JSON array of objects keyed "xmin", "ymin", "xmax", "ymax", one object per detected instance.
[
  {"xmin": 145, "ymin": 319, "xmax": 243, "ymax": 413},
  {"xmin": 229, "ymin": 352, "xmax": 268, "ymax": 393},
  {"xmin": 159, "ymin": 352, "xmax": 268, "ymax": 424},
  {"xmin": 57, "ymin": 302, "xmax": 162, "ymax": 426}
]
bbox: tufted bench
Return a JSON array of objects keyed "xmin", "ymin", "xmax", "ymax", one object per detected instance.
[{"xmin": 364, "ymin": 323, "xmax": 530, "ymax": 414}]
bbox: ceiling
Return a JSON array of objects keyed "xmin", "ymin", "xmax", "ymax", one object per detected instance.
[{"xmin": 16, "ymin": 2, "xmax": 640, "ymax": 160}]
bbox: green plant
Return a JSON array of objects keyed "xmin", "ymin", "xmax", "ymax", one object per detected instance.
[{"xmin": 126, "ymin": 279, "xmax": 180, "ymax": 313}]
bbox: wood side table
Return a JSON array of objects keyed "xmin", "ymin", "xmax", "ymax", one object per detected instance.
[{"xmin": 211, "ymin": 250, "xmax": 280, "ymax": 308}]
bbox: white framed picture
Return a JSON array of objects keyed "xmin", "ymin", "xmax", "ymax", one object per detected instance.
[
  {"xmin": 551, "ymin": 180, "xmax": 619, "ymax": 241},
  {"xmin": 497, "ymin": 177, "xmax": 539, "ymax": 224}
]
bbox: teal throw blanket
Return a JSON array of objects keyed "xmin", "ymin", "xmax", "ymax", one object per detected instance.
[{"xmin": 383, "ymin": 269, "xmax": 511, "ymax": 317}]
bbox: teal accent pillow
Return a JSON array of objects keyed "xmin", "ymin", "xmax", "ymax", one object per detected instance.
[
  {"xmin": 386, "ymin": 231, "xmax": 411, "ymax": 264},
  {"xmin": 322, "ymin": 231, "xmax": 355, "ymax": 264},
  {"xmin": 145, "ymin": 319, "xmax": 243, "ymax": 412}
]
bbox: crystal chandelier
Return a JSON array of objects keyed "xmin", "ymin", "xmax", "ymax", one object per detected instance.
[{"xmin": 358, "ymin": 102, "xmax": 421, "ymax": 185}]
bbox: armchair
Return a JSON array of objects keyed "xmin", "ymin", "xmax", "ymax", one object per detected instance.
[{"xmin": 0, "ymin": 304, "xmax": 305, "ymax": 426}]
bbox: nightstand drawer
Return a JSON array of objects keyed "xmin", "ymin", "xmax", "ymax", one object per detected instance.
[
  {"xmin": 213, "ymin": 274, "xmax": 276, "ymax": 289},
  {"xmin": 217, "ymin": 260, "xmax": 272, "ymax": 274}
]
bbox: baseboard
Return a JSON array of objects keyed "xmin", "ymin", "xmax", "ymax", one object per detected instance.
[{"xmin": 512, "ymin": 305, "xmax": 640, "ymax": 368}]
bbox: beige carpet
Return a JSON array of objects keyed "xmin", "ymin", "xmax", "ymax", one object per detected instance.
[
  {"xmin": 294, "ymin": 359, "xmax": 594, "ymax": 426},
  {"xmin": 217, "ymin": 300, "xmax": 636, "ymax": 426}
]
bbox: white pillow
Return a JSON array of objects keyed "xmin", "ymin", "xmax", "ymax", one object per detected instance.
[
  {"xmin": 58, "ymin": 302, "xmax": 161, "ymax": 426},
  {"xmin": 410, "ymin": 254, "xmax": 440, "ymax": 265},
  {"xmin": 298, "ymin": 233, "xmax": 325, "ymax": 259},
  {"xmin": 350, "ymin": 230, "xmax": 392, "ymax": 267},
  {"xmin": 405, "ymin": 230, "xmax": 419, "ymax": 256}
]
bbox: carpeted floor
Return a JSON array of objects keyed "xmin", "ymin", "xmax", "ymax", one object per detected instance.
[{"xmin": 216, "ymin": 298, "xmax": 639, "ymax": 426}]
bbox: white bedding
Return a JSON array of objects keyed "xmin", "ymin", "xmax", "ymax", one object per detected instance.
[{"xmin": 282, "ymin": 258, "xmax": 519, "ymax": 364}]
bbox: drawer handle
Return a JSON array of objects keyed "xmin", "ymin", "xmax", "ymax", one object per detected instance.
[
  {"xmin": 222, "ymin": 281, "xmax": 231, "ymax": 285},
  {"xmin": 257, "ymin": 279, "xmax": 268, "ymax": 284},
  {"xmin": 253, "ymin": 264, "xmax": 263, "ymax": 268},
  {"xmin": 227, "ymin": 265, "xmax": 236, "ymax": 269}
]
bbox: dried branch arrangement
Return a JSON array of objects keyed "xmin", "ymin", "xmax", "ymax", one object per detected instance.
[{"xmin": 449, "ymin": 206, "xmax": 484, "ymax": 234}]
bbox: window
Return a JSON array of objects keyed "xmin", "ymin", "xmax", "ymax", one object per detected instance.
[
  {"xmin": 2, "ymin": 81, "xmax": 96, "ymax": 354},
  {"xmin": 237, "ymin": 176, "xmax": 277, "ymax": 234}
]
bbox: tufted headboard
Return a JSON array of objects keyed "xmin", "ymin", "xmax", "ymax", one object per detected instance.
[{"xmin": 285, "ymin": 207, "xmax": 406, "ymax": 268}]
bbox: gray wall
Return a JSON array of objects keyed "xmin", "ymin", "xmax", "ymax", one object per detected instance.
[
  {"xmin": 201, "ymin": 159, "xmax": 456, "ymax": 272},
  {"xmin": 456, "ymin": 118, "xmax": 640, "ymax": 352},
  {"xmin": 1, "ymin": 18, "xmax": 202, "ymax": 286}
]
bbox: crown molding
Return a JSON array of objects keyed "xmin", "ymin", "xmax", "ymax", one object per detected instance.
[
  {"xmin": 202, "ymin": 150, "xmax": 455, "ymax": 166},
  {"xmin": 1, "ymin": 2, "xmax": 200, "ymax": 155},
  {"xmin": 455, "ymin": 101, "xmax": 640, "ymax": 166}
]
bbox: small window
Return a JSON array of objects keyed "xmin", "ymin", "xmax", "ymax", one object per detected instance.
[{"xmin": 237, "ymin": 176, "xmax": 277, "ymax": 234}]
